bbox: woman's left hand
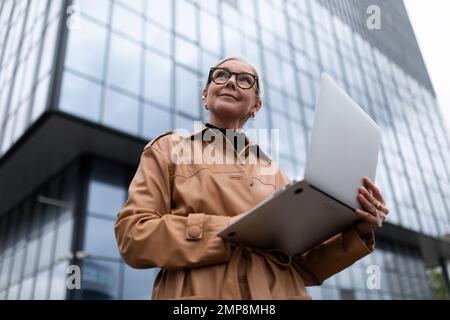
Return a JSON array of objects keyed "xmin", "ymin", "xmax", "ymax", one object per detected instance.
[{"xmin": 354, "ymin": 177, "xmax": 389, "ymax": 237}]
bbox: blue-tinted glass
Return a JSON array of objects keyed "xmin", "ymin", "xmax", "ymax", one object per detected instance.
[
  {"xmin": 49, "ymin": 261, "xmax": 69, "ymax": 300},
  {"xmin": 54, "ymin": 219, "xmax": 74, "ymax": 262},
  {"xmin": 146, "ymin": 22, "xmax": 171, "ymax": 55},
  {"xmin": 38, "ymin": 17, "xmax": 59, "ymax": 78},
  {"xmin": 144, "ymin": 50, "xmax": 172, "ymax": 108},
  {"xmin": 34, "ymin": 269, "xmax": 50, "ymax": 299},
  {"xmin": 116, "ymin": 0, "xmax": 143, "ymax": 13},
  {"xmin": 175, "ymin": 0, "xmax": 197, "ymax": 41},
  {"xmin": 10, "ymin": 247, "xmax": 25, "ymax": 283},
  {"xmin": 200, "ymin": 11, "xmax": 220, "ymax": 54},
  {"xmin": 84, "ymin": 216, "xmax": 119, "ymax": 258},
  {"xmin": 74, "ymin": 0, "xmax": 110, "ymax": 24},
  {"xmin": 81, "ymin": 259, "xmax": 120, "ymax": 299},
  {"xmin": 87, "ymin": 179, "xmax": 126, "ymax": 218},
  {"xmin": 224, "ymin": 26, "xmax": 243, "ymax": 56},
  {"xmin": 103, "ymin": 89, "xmax": 139, "ymax": 135},
  {"xmin": 123, "ymin": 265, "xmax": 157, "ymax": 299},
  {"xmin": 65, "ymin": 17, "xmax": 107, "ymax": 80},
  {"xmin": 0, "ymin": 256, "xmax": 12, "ymax": 289},
  {"xmin": 271, "ymin": 112, "xmax": 291, "ymax": 156},
  {"xmin": 175, "ymin": 66, "xmax": 200, "ymax": 118},
  {"xmin": 147, "ymin": 0, "xmax": 172, "ymax": 28},
  {"xmin": 31, "ymin": 75, "xmax": 50, "ymax": 122},
  {"xmin": 142, "ymin": 104, "xmax": 171, "ymax": 140},
  {"xmin": 19, "ymin": 276, "xmax": 34, "ymax": 300},
  {"xmin": 175, "ymin": 115, "xmax": 195, "ymax": 131},
  {"xmin": 107, "ymin": 33, "xmax": 141, "ymax": 95},
  {"xmin": 175, "ymin": 37, "xmax": 199, "ymax": 70},
  {"xmin": 38, "ymin": 229, "xmax": 56, "ymax": 270},
  {"xmin": 59, "ymin": 72, "xmax": 102, "ymax": 122},
  {"xmin": 112, "ymin": 3, "xmax": 142, "ymax": 41},
  {"xmin": 24, "ymin": 237, "xmax": 39, "ymax": 277}
]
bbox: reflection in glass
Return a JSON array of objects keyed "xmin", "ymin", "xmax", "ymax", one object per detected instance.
[
  {"xmin": 84, "ymin": 216, "xmax": 120, "ymax": 258},
  {"xmin": 59, "ymin": 72, "xmax": 102, "ymax": 122},
  {"xmin": 81, "ymin": 259, "xmax": 120, "ymax": 299},
  {"xmin": 112, "ymin": 3, "xmax": 142, "ymax": 41},
  {"xmin": 175, "ymin": 66, "xmax": 200, "ymax": 118},
  {"xmin": 87, "ymin": 180, "xmax": 126, "ymax": 218},
  {"xmin": 107, "ymin": 33, "xmax": 141, "ymax": 95},
  {"xmin": 142, "ymin": 104, "xmax": 171, "ymax": 140},
  {"xmin": 103, "ymin": 89, "xmax": 139, "ymax": 135},
  {"xmin": 175, "ymin": 0, "xmax": 196, "ymax": 41},
  {"xmin": 65, "ymin": 17, "xmax": 107, "ymax": 80},
  {"xmin": 123, "ymin": 265, "xmax": 157, "ymax": 299},
  {"xmin": 34, "ymin": 269, "xmax": 50, "ymax": 299},
  {"xmin": 49, "ymin": 261, "xmax": 69, "ymax": 300},
  {"xmin": 144, "ymin": 51, "xmax": 172, "ymax": 108}
]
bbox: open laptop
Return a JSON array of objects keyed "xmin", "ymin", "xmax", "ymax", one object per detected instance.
[{"xmin": 218, "ymin": 73, "xmax": 381, "ymax": 256}]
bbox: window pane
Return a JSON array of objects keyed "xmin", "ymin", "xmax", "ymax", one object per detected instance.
[
  {"xmin": 87, "ymin": 180, "xmax": 126, "ymax": 218},
  {"xmin": 147, "ymin": 0, "xmax": 172, "ymax": 28},
  {"xmin": 107, "ymin": 34, "xmax": 141, "ymax": 95},
  {"xmin": 175, "ymin": 37, "xmax": 199, "ymax": 69},
  {"xmin": 144, "ymin": 51, "xmax": 172, "ymax": 108},
  {"xmin": 19, "ymin": 276, "xmax": 34, "ymax": 300},
  {"xmin": 65, "ymin": 17, "xmax": 107, "ymax": 80},
  {"xmin": 38, "ymin": 229, "xmax": 56, "ymax": 270},
  {"xmin": 49, "ymin": 261, "xmax": 69, "ymax": 300},
  {"xmin": 175, "ymin": 66, "xmax": 200, "ymax": 118},
  {"xmin": 103, "ymin": 89, "xmax": 140, "ymax": 135},
  {"xmin": 200, "ymin": 11, "xmax": 220, "ymax": 54},
  {"xmin": 123, "ymin": 265, "xmax": 157, "ymax": 299},
  {"xmin": 146, "ymin": 22, "xmax": 171, "ymax": 55},
  {"xmin": 111, "ymin": 3, "xmax": 142, "ymax": 41},
  {"xmin": 81, "ymin": 259, "xmax": 120, "ymax": 299},
  {"xmin": 74, "ymin": 0, "xmax": 110, "ymax": 24},
  {"xmin": 34, "ymin": 269, "xmax": 50, "ymax": 299},
  {"xmin": 175, "ymin": 0, "xmax": 196, "ymax": 41},
  {"xmin": 24, "ymin": 238, "xmax": 39, "ymax": 277},
  {"xmin": 54, "ymin": 219, "xmax": 74, "ymax": 262},
  {"xmin": 59, "ymin": 72, "xmax": 102, "ymax": 122},
  {"xmin": 142, "ymin": 104, "xmax": 171, "ymax": 140},
  {"xmin": 84, "ymin": 216, "xmax": 120, "ymax": 258}
]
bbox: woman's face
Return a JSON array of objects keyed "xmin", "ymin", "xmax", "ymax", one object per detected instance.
[{"xmin": 203, "ymin": 60, "xmax": 261, "ymax": 128}]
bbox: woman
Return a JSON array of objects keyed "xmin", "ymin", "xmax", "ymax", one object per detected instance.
[{"xmin": 115, "ymin": 57, "xmax": 389, "ymax": 299}]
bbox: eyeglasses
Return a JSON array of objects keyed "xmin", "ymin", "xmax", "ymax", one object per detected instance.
[{"xmin": 208, "ymin": 67, "xmax": 259, "ymax": 92}]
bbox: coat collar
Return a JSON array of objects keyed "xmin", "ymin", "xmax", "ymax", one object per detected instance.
[{"xmin": 178, "ymin": 123, "xmax": 273, "ymax": 164}]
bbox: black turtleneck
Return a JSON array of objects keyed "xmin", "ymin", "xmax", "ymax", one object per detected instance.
[{"xmin": 204, "ymin": 123, "xmax": 248, "ymax": 154}]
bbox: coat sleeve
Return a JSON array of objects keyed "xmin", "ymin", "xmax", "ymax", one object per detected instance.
[
  {"xmin": 292, "ymin": 229, "xmax": 375, "ymax": 286},
  {"xmin": 114, "ymin": 141, "xmax": 232, "ymax": 270},
  {"xmin": 273, "ymin": 165, "xmax": 376, "ymax": 286}
]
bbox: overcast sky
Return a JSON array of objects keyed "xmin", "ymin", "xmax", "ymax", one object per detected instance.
[{"xmin": 404, "ymin": 0, "xmax": 450, "ymax": 138}]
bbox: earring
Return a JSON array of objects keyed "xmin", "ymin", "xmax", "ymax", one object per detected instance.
[
  {"xmin": 251, "ymin": 112, "xmax": 256, "ymax": 119},
  {"xmin": 205, "ymin": 105, "xmax": 209, "ymax": 110}
]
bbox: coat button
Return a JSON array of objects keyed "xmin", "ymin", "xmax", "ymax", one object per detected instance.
[{"xmin": 187, "ymin": 225, "xmax": 202, "ymax": 239}]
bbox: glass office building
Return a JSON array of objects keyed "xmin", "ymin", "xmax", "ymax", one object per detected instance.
[{"xmin": 1, "ymin": 0, "xmax": 449, "ymax": 299}]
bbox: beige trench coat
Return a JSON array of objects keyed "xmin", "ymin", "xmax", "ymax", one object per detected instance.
[{"xmin": 115, "ymin": 124, "xmax": 375, "ymax": 299}]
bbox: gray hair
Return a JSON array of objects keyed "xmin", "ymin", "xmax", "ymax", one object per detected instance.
[{"xmin": 204, "ymin": 56, "xmax": 264, "ymax": 101}]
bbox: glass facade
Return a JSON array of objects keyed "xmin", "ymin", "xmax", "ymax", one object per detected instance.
[
  {"xmin": 1, "ymin": 0, "xmax": 450, "ymax": 299},
  {"xmin": 0, "ymin": 0, "xmax": 63, "ymax": 155}
]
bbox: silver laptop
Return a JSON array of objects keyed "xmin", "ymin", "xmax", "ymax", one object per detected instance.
[{"xmin": 218, "ymin": 73, "xmax": 381, "ymax": 256}]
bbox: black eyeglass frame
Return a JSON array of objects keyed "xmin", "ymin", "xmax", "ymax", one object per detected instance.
[{"xmin": 207, "ymin": 67, "xmax": 260, "ymax": 94}]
